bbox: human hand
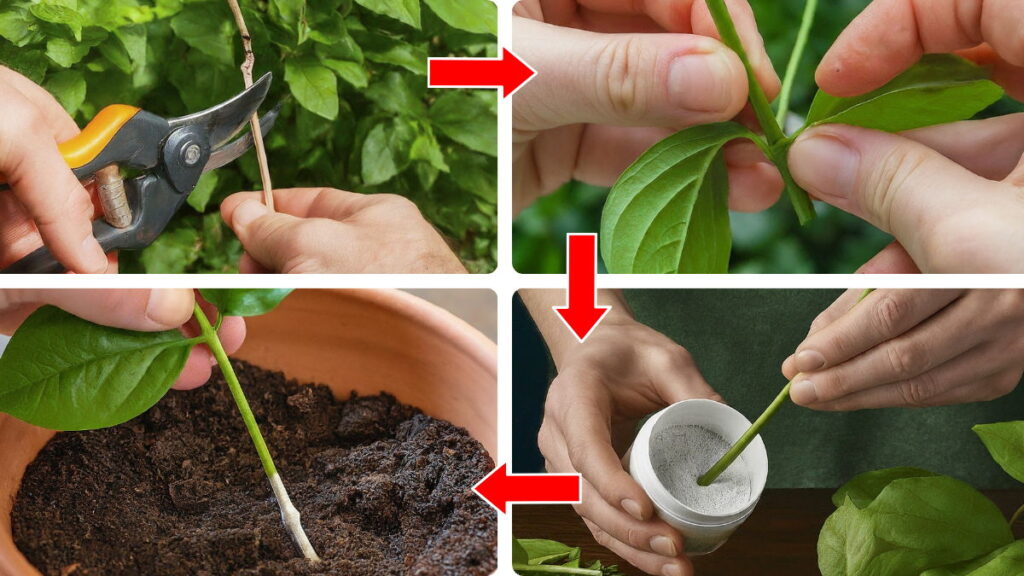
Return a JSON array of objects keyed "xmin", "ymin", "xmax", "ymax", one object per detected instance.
[
  {"xmin": 220, "ymin": 188, "xmax": 467, "ymax": 274},
  {"xmin": 0, "ymin": 290, "xmax": 246, "ymax": 390},
  {"xmin": 0, "ymin": 66, "xmax": 110, "ymax": 274},
  {"xmin": 539, "ymin": 314, "xmax": 721, "ymax": 576},
  {"xmin": 783, "ymin": 289, "xmax": 1024, "ymax": 410},
  {"xmin": 788, "ymin": 0, "xmax": 1024, "ymax": 273},
  {"xmin": 512, "ymin": 0, "xmax": 783, "ymax": 215}
]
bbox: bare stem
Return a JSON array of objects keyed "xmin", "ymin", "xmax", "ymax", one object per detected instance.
[
  {"xmin": 776, "ymin": 0, "xmax": 818, "ymax": 126},
  {"xmin": 225, "ymin": 0, "xmax": 275, "ymax": 211},
  {"xmin": 193, "ymin": 304, "xmax": 319, "ymax": 562},
  {"xmin": 1011, "ymin": 503, "xmax": 1024, "ymax": 527}
]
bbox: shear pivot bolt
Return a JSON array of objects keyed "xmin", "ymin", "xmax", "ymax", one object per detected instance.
[{"xmin": 182, "ymin": 144, "xmax": 202, "ymax": 166}]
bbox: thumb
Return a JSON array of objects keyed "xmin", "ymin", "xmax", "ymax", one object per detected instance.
[
  {"xmin": 789, "ymin": 125, "xmax": 1020, "ymax": 273},
  {"xmin": 224, "ymin": 200, "xmax": 317, "ymax": 273},
  {"xmin": 513, "ymin": 17, "xmax": 748, "ymax": 132}
]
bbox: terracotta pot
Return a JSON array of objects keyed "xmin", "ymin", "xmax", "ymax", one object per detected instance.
[{"xmin": 0, "ymin": 289, "xmax": 496, "ymax": 576}]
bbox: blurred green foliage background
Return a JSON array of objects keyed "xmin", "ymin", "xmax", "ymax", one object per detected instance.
[{"xmin": 512, "ymin": 0, "xmax": 1024, "ymax": 274}]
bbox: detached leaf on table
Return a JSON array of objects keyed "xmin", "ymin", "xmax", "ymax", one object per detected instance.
[{"xmin": 973, "ymin": 421, "xmax": 1024, "ymax": 484}]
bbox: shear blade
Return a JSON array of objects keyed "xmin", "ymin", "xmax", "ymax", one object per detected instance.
[
  {"xmin": 203, "ymin": 102, "xmax": 281, "ymax": 173},
  {"xmin": 168, "ymin": 72, "xmax": 272, "ymax": 149}
]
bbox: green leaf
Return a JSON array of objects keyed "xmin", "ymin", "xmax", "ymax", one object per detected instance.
[
  {"xmin": 139, "ymin": 226, "xmax": 201, "ymax": 274},
  {"xmin": 430, "ymin": 91, "xmax": 496, "ymax": 156},
  {"xmin": 0, "ymin": 5, "xmax": 40, "ymax": 47},
  {"xmin": 169, "ymin": 3, "xmax": 234, "ymax": 66},
  {"xmin": 46, "ymin": 37, "xmax": 91, "ymax": 68},
  {"xmin": 354, "ymin": 0, "xmax": 420, "ymax": 28},
  {"xmin": 45, "ymin": 69, "xmax": 87, "ymax": 115},
  {"xmin": 517, "ymin": 539, "xmax": 579, "ymax": 565},
  {"xmin": 410, "ymin": 127, "xmax": 449, "ymax": 172},
  {"xmin": 30, "ymin": 2, "xmax": 83, "ymax": 41},
  {"xmin": 0, "ymin": 41, "xmax": 47, "ymax": 83},
  {"xmin": 366, "ymin": 71, "xmax": 426, "ymax": 116},
  {"xmin": 361, "ymin": 119, "xmax": 416, "ymax": 185},
  {"xmin": 600, "ymin": 122, "xmax": 748, "ymax": 274},
  {"xmin": 0, "ymin": 306, "xmax": 193, "ymax": 431},
  {"xmin": 199, "ymin": 289, "xmax": 293, "ymax": 317},
  {"xmin": 186, "ymin": 171, "xmax": 220, "ymax": 212},
  {"xmin": 921, "ymin": 541, "xmax": 1024, "ymax": 576},
  {"xmin": 805, "ymin": 55, "xmax": 1004, "ymax": 133},
  {"xmin": 424, "ymin": 0, "xmax": 496, "ymax": 35},
  {"xmin": 269, "ymin": 0, "xmax": 309, "ymax": 45},
  {"xmin": 285, "ymin": 55, "xmax": 339, "ymax": 120},
  {"xmin": 322, "ymin": 59, "xmax": 368, "ymax": 88},
  {"xmin": 358, "ymin": 33, "xmax": 427, "ymax": 74},
  {"xmin": 448, "ymin": 152, "xmax": 496, "ymax": 203},
  {"xmin": 831, "ymin": 467, "xmax": 939, "ymax": 508},
  {"xmin": 817, "ymin": 477, "xmax": 1013, "ymax": 576},
  {"xmin": 973, "ymin": 421, "xmax": 1024, "ymax": 483}
]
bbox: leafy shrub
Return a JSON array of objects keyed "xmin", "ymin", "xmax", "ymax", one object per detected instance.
[{"xmin": 0, "ymin": 0, "xmax": 497, "ymax": 273}]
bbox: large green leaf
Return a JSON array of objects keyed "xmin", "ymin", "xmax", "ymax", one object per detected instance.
[
  {"xmin": 921, "ymin": 541, "xmax": 1024, "ymax": 576},
  {"xmin": 0, "ymin": 306, "xmax": 193, "ymax": 431},
  {"xmin": 361, "ymin": 119, "xmax": 415, "ymax": 185},
  {"xmin": 285, "ymin": 55, "xmax": 339, "ymax": 120},
  {"xmin": 973, "ymin": 421, "xmax": 1024, "ymax": 484},
  {"xmin": 430, "ymin": 91, "xmax": 496, "ymax": 156},
  {"xmin": 169, "ymin": 3, "xmax": 234, "ymax": 67},
  {"xmin": 600, "ymin": 122, "xmax": 747, "ymax": 274},
  {"xmin": 30, "ymin": 2, "xmax": 83, "ymax": 41},
  {"xmin": 817, "ymin": 476, "xmax": 1013, "ymax": 576},
  {"xmin": 354, "ymin": 0, "xmax": 420, "ymax": 28},
  {"xmin": 805, "ymin": 55, "xmax": 1004, "ymax": 133},
  {"xmin": 424, "ymin": 0, "xmax": 496, "ymax": 35},
  {"xmin": 45, "ymin": 69, "xmax": 87, "ymax": 115},
  {"xmin": 199, "ymin": 289, "xmax": 293, "ymax": 317},
  {"xmin": 831, "ymin": 466, "xmax": 939, "ymax": 508}
]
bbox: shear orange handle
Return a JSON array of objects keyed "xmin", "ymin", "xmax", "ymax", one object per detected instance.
[{"xmin": 57, "ymin": 104, "xmax": 140, "ymax": 170}]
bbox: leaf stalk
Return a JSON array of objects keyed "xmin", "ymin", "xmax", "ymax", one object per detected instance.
[
  {"xmin": 192, "ymin": 303, "xmax": 320, "ymax": 562},
  {"xmin": 1012, "ymin": 503, "xmax": 1024, "ymax": 527}
]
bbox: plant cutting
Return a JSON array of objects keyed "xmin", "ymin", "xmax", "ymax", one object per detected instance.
[
  {"xmin": 513, "ymin": 537, "xmax": 626, "ymax": 576},
  {"xmin": 600, "ymin": 0, "xmax": 1007, "ymax": 273},
  {"xmin": 817, "ymin": 420, "xmax": 1024, "ymax": 576},
  {"xmin": 0, "ymin": 289, "xmax": 320, "ymax": 561}
]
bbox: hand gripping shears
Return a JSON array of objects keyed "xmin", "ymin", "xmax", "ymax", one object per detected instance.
[{"xmin": 2, "ymin": 73, "xmax": 278, "ymax": 274}]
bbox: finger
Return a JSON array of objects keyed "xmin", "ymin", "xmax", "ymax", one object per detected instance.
[
  {"xmin": 0, "ymin": 66, "xmax": 80, "ymax": 140},
  {"xmin": 684, "ymin": 0, "xmax": 781, "ymax": 99},
  {"xmin": 7, "ymin": 289, "xmax": 195, "ymax": 331},
  {"xmin": 222, "ymin": 188, "xmax": 368, "ymax": 221},
  {"xmin": 584, "ymin": 519, "xmax": 694, "ymax": 576},
  {"xmin": 902, "ymin": 114, "xmax": 1024, "ymax": 181},
  {"xmin": 513, "ymin": 17, "xmax": 748, "ymax": 132},
  {"xmin": 222, "ymin": 198, "xmax": 329, "ymax": 274},
  {"xmin": 804, "ymin": 348, "xmax": 1015, "ymax": 411},
  {"xmin": 0, "ymin": 87, "xmax": 107, "ymax": 274},
  {"xmin": 724, "ymin": 140, "xmax": 783, "ymax": 212},
  {"xmin": 648, "ymin": 349, "xmax": 724, "ymax": 405},
  {"xmin": 543, "ymin": 433, "xmax": 685, "ymax": 558},
  {"xmin": 575, "ymin": 125, "xmax": 674, "ymax": 186},
  {"xmin": 791, "ymin": 289, "xmax": 962, "ymax": 375},
  {"xmin": 856, "ymin": 242, "xmax": 921, "ymax": 274},
  {"xmin": 816, "ymin": 0, "xmax": 1024, "ymax": 96},
  {"xmin": 794, "ymin": 292, "xmax": 980, "ymax": 405},
  {"xmin": 238, "ymin": 253, "xmax": 271, "ymax": 274},
  {"xmin": 789, "ymin": 125, "xmax": 1022, "ymax": 273}
]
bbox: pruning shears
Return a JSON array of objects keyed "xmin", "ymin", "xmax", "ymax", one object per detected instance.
[{"xmin": 1, "ymin": 73, "xmax": 279, "ymax": 274}]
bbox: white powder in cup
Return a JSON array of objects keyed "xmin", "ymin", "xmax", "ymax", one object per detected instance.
[{"xmin": 650, "ymin": 424, "xmax": 751, "ymax": 515}]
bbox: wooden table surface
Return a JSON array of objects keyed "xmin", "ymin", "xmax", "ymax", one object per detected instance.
[{"xmin": 512, "ymin": 489, "xmax": 1024, "ymax": 575}]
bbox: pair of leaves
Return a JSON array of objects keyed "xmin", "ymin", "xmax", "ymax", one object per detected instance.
[
  {"xmin": 0, "ymin": 290, "xmax": 290, "ymax": 431},
  {"xmin": 601, "ymin": 54, "xmax": 1005, "ymax": 274},
  {"xmin": 513, "ymin": 538, "xmax": 625, "ymax": 576},
  {"xmin": 818, "ymin": 472, "xmax": 1013, "ymax": 576}
]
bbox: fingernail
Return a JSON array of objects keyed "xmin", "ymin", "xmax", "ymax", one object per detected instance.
[
  {"xmin": 791, "ymin": 379, "xmax": 819, "ymax": 405},
  {"xmin": 795, "ymin": 350, "xmax": 826, "ymax": 372},
  {"xmin": 231, "ymin": 200, "xmax": 268, "ymax": 231},
  {"xmin": 81, "ymin": 237, "xmax": 108, "ymax": 273},
  {"xmin": 669, "ymin": 51, "xmax": 737, "ymax": 114},
  {"xmin": 789, "ymin": 130, "xmax": 861, "ymax": 200},
  {"xmin": 145, "ymin": 289, "xmax": 192, "ymax": 327},
  {"xmin": 621, "ymin": 499, "xmax": 645, "ymax": 521},
  {"xmin": 662, "ymin": 563, "xmax": 684, "ymax": 576},
  {"xmin": 650, "ymin": 535, "xmax": 677, "ymax": 557}
]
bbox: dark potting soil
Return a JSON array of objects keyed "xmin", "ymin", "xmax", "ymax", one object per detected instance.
[{"xmin": 11, "ymin": 360, "xmax": 496, "ymax": 576}]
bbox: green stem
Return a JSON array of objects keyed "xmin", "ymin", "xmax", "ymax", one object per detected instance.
[
  {"xmin": 698, "ymin": 289, "xmax": 875, "ymax": 486},
  {"xmin": 193, "ymin": 303, "xmax": 276, "ymax": 478},
  {"xmin": 1011, "ymin": 503, "xmax": 1024, "ymax": 527},
  {"xmin": 704, "ymin": 0, "xmax": 816, "ymax": 225},
  {"xmin": 512, "ymin": 564, "xmax": 600, "ymax": 575},
  {"xmin": 775, "ymin": 0, "xmax": 818, "ymax": 126}
]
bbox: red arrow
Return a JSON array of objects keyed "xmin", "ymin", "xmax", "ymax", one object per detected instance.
[
  {"xmin": 428, "ymin": 48, "xmax": 537, "ymax": 97},
  {"xmin": 554, "ymin": 233, "xmax": 611, "ymax": 342},
  {"xmin": 473, "ymin": 464, "xmax": 581, "ymax": 514}
]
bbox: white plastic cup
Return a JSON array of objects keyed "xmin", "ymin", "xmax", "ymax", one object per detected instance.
[{"xmin": 623, "ymin": 399, "xmax": 768, "ymax": 555}]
